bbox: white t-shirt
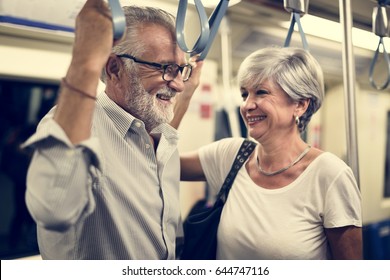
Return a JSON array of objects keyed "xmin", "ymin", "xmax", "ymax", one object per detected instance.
[{"xmin": 198, "ymin": 138, "xmax": 362, "ymax": 260}]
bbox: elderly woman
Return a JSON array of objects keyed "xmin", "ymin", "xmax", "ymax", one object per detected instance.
[{"xmin": 179, "ymin": 47, "xmax": 362, "ymax": 259}]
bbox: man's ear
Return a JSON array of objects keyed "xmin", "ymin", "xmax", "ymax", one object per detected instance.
[{"xmin": 105, "ymin": 56, "xmax": 121, "ymax": 81}]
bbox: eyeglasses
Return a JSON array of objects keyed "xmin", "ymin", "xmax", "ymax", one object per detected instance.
[{"xmin": 117, "ymin": 54, "xmax": 192, "ymax": 82}]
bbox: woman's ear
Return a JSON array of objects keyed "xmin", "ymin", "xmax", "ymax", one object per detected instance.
[
  {"xmin": 295, "ymin": 99, "xmax": 310, "ymax": 117},
  {"xmin": 105, "ymin": 55, "xmax": 121, "ymax": 81}
]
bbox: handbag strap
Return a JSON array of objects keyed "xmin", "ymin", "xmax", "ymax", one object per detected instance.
[{"xmin": 215, "ymin": 139, "xmax": 256, "ymax": 205}]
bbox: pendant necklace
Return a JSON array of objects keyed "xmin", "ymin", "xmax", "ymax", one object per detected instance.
[{"xmin": 256, "ymin": 145, "xmax": 311, "ymax": 176}]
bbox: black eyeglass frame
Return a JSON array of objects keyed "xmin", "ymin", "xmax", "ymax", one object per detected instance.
[{"xmin": 117, "ymin": 54, "xmax": 192, "ymax": 82}]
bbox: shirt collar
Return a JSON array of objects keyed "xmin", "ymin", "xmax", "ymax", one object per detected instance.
[{"xmin": 97, "ymin": 91, "xmax": 136, "ymax": 137}]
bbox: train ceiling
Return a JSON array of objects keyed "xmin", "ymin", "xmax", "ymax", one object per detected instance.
[
  {"xmin": 207, "ymin": 0, "xmax": 385, "ymax": 88},
  {"xmin": 0, "ymin": 0, "xmax": 387, "ymax": 88},
  {"xmin": 243, "ymin": 0, "xmax": 376, "ymax": 30}
]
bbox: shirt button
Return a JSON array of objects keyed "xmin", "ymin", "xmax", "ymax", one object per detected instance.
[
  {"xmin": 145, "ymin": 144, "xmax": 151, "ymax": 149},
  {"xmin": 135, "ymin": 122, "xmax": 142, "ymax": 128}
]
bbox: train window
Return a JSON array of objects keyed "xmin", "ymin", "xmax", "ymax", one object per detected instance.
[
  {"xmin": 0, "ymin": 78, "xmax": 58, "ymax": 259},
  {"xmin": 384, "ymin": 111, "xmax": 390, "ymax": 198}
]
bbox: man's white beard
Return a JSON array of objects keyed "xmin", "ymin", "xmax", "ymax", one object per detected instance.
[{"xmin": 125, "ymin": 76, "xmax": 174, "ymax": 132}]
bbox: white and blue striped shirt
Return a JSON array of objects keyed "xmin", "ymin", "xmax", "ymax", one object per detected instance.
[{"xmin": 24, "ymin": 92, "xmax": 180, "ymax": 259}]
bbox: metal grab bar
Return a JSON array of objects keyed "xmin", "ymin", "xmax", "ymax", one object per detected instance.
[
  {"xmin": 369, "ymin": 37, "xmax": 390, "ymax": 90},
  {"xmin": 108, "ymin": 0, "xmax": 126, "ymax": 40},
  {"xmin": 176, "ymin": 0, "xmax": 230, "ymax": 60},
  {"xmin": 283, "ymin": 12, "xmax": 309, "ymax": 50}
]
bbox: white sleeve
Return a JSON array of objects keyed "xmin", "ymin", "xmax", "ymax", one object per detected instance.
[
  {"xmin": 323, "ymin": 166, "xmax": 362, "ymax": 228},
  {"xmin": 24, "ymin": 113, "xmax": 101, "ymax": 232}
]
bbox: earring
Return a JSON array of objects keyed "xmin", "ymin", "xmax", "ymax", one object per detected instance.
[{"xmin": 295, "ymin": 115, "xmax": 300, "ymax": 126}]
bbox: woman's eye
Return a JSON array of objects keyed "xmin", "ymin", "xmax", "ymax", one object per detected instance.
[
  {"xmin": 241, "ymin": 92, "xmax": 248, "ymax": 100},
  {"xmin": 256, "ymin": 89, "xmax": 268, "ymax": 95}
]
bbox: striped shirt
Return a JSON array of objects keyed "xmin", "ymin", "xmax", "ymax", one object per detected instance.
[{"xmin": 24, "ymin": 92, "xmax": 180, "ymax": 259}]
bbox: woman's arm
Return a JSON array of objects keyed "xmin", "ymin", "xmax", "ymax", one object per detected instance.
[
  {"xmin": 180, "ymin": 151, "xmax": 206, "ymax": 181},
  {"xmin": 325, "ymin": 226, "xmax": 363, "ymax": 259}
]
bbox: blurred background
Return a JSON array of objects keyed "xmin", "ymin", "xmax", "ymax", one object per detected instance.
[{"xmin": 0, "ymin": 0, "xmax": 389, "ymax": 259}]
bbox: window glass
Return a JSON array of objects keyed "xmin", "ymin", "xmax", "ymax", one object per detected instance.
[
  {"xmin": 384, "ymin": 111, "xmax": 390, "ymax": 198},
  {"xmin": 0, "ymin": 78, "xmax": 58, "ymax": 259}
]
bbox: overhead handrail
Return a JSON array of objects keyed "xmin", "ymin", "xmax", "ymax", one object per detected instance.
[
  {"xmin": 176, "ymin": 0, "xmax": 230, "ymax": 60},
  {"xmin": 108, "ymin": 0, "xmax": 126, "ymax": 40},
  {"xmin": 283, "ymin": 0, "xmax": 309, "ymax": 50},
  {"xmin": 369, "ymin": 5, "xmax": 390, "ymax": 90}
]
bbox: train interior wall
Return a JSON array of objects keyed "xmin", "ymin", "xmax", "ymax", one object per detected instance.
[{"xmin": 1, "ymin": 0, "xmax": 390, "ymax": 260}]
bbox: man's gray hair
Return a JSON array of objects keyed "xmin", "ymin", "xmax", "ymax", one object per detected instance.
[{"xmin": 101, "ymin": 6, "xmax": 176, "ymax": 83}]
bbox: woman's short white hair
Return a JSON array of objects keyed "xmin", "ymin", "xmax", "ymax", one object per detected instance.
[{"xmin": 237, "ymin": 46, "xmax": 325, "ymax": 132}]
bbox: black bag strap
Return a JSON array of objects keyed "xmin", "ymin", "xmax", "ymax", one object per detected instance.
[{"xmin": 215, "ymin": 139, "xmax": 256, "ymax": 205}]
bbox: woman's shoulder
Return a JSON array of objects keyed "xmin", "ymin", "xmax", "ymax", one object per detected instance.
[
  {"xmin": 312, "ymin": 149, "xmax": 348, "ymax": 166},
  {"xmin": 308, "ymin": 149, "xmax": 353, "ymax": 177},
  {"xmin": 201, "ymin": 137, "xmax": 248, "ymax": 151}
]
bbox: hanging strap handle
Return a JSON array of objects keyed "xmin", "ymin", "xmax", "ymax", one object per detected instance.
[
  {"xmin": 284, "ymin": 12, "xmax": 309, "ymax": 50},
  {"xmin": 369, "ymin": 5, "xmax": 390, "ymax": 90},
  {"xmin": 216, "ymin": 140, "xmax": 256, "ymax": 204},
  {"xmin": 369, "ymin": 37, "xmax": 390, "ymax": 90},
  {"xmin": 176, "ymin": 0, "xmax": 210, "ymax": 56},
  {"xmin": 108, "ymin": 0, "xmax": 126, "ymax": 40},
  {"xmin": 176, "ymin": 0, "xmax": 230, "ymax": 60},
  {"xmin": 197, "ymin": 0, "xmax": 229, "ymax": 60}
]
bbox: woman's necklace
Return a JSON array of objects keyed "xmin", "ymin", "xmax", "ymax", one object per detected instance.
[{"xmin": 256, "ymin": 145, "xmax": 311, "ymax": 176}]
